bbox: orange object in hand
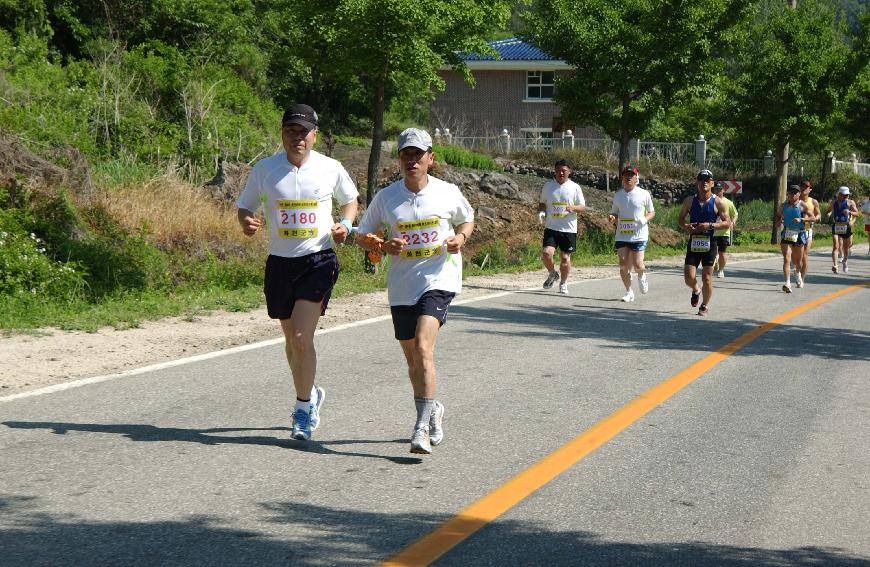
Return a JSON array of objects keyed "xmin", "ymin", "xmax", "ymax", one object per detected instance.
[{"xmin": 359, "ymin": 230, "xmax": 385, "ymax": 264}]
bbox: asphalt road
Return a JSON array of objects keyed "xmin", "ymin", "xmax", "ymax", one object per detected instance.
[{"xmin": 2, "ymin": 252, "xmax": 869, "ymax": 566}]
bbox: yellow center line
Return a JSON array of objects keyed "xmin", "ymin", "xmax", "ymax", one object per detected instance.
[{"xmin": 381, "ymin": 282, "xmax": 869, "ymax": 567}]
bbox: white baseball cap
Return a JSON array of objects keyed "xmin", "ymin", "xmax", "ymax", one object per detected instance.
[
  {"xmin": 398, "ymin": 128, "xmax": 432, "ymax": 152},
  {"xmin": 837, "ymin": 186, "xmax": 850, "ymax": 195}
]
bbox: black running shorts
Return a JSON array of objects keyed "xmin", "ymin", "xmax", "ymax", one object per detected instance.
[
  {"xmin": 264, "ymin": 250, "xmax": 339, "ymax": 320},
  {"xmin": 390, "ymin": 289, "xmax": 456, "ymax": 341}
]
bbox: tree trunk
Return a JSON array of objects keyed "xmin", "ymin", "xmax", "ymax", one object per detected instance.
[
  {"xmin": 366, "ymin": 79, "xmax": 387, "ymax": 206},
  {"xmin": 770, "ymin": 141, "xmax": 790, "ymax": 244},
  {"xmin": 618, "ymin": 97, "xmax": 631, "ymax": 172}
]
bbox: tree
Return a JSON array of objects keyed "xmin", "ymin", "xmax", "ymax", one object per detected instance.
[
  {"xmin": 296, "ymin": 0, "xmax": 511, "ymax": 204},
  {"xmin": 521, "ymin": 0, "xmax": 752, "ymax": 170},
  {"xmin": 840, "ymin": 7, "xmax": 870, "ymax": 156},
  {"xmin": 722, "ymin": 0, "xmax": 855, "ymax": 241}
]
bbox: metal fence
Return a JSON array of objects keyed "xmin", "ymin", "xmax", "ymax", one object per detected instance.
[{"xmin": 437, "ymin": 132, "xmax": 869, "ymax": 178}]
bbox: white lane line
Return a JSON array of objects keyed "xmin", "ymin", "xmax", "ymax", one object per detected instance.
[{"xmin": 0, "ymin": 256, "xmax": 776, "ymax": 403}]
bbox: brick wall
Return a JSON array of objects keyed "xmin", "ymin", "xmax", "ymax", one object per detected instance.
[{"xmin": 430, "ymin": 70, "xmax": 600, "ymax": 138}]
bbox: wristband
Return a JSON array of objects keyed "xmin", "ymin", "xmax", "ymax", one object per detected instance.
[
  {"xmin": 456, "ymin": 232, "xmax": 467, "ymax": 242},
  {"xmin": 339, "ymin": 218, "xmax": 353, "ymax": 232}
]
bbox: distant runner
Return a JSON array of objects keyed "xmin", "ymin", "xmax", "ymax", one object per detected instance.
[
  {"xmin": 711, "ymin": 181, "xmax": 738, "ymax": 278},
  {"xmin": 775, "ymin": 185, "xmax": 811, "ymax": 292},
  {"xmin": 538, "ymin": 159, "xmax": 586, "ymax": 295},
  {"xmin": 798, "ymin": 180, "xmax": 820, "ymax": 284},
  {"xmin": 862, "ymin": 195, "xmax": 870, "ymax": 255},
  {"xmin": 827, "ymin": 186, "xmax": 859, "ymax": 273},
  {"xmin": 608, "ymin": 164, "xmax": 655, "ymax": 302}
]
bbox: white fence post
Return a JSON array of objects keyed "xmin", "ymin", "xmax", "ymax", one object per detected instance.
[
  {"xmin": 434, "ymin": 128, "xmax": 442, "ymax": 146},
  {"xmin": 851, "ymin": 153, "xmax": 859, "ymax": 173},
  {"xmin": 629, "ymin": 138, "xmax": 640, "ymax": 161},
  {"xmin": 444, "ymin": 128, "xmax": 452, "ymax": 145},
  {"xmin": 562, "ymin": 129, "xmax": 574, "ymax": 150},
  {"xmin": 500, "ymin": 129, "xmax": 511, "ymax": 154},
  {"xmin": 695, "ymin": 135, "xmax": 707, "ymax": 167},
  {"xmin": 763, "ymin": 150, "xmax": 775, "ymax": 176}
]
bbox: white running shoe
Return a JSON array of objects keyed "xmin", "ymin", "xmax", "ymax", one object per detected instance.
[
  {"xmin": 782, "ymin": 283, "xmax": 792, "ymax": 293},
  {"xmin": 795, "ymin": 274, "xmax": 803, "ymax": 288},
  {"xmin": 558, "ymin": 282, "xmax": 569, "ymax": 295},
  {"xmin": 842, "ymin": 260, "xmax": 848, "ymax": 273},
  {"xmin": 639, "ymin": 275, "xmax": 649, "ymax": 294},
  {"xmin": 621, "ymin": 289, "xmax": 635, "ymax": 302},
  {"xmin": 309, "ymin": 386, "xmax": 325, "ymax": 431},
  {"xmin": 429, "ymin": 401, "xmax": 444, "ymax": 446},
  {"xmin": 716, "ymin": 270, "xmax": 725, "ymax": 278},
  {"xmin": 410, "ymin": 426, "xmax": 432, "ymax": 454}
]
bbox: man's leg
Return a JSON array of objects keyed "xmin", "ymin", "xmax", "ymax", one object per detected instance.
[
  {"xmin": 542, "ymin": 246, "xmax": 556, "ymax": 274},
  {"xmin": 281, "ymin": 300, "xmax": 322, "ymax": 439},
  {"xmin": 542, "ymin": 245, "xmax": 558, "ymax": 288},
  {"xmin": 633, "ymin": 249, "xmax": 648, "ymax": 294},
  {"xmin": 843, "ymin": 236, "xmax": 852, "ymax": 271},
  {"xmin": 832, "ymin": 236, "xmax": 839, "ymax": 270},
  {"xmin": 617, "ymin": 247, "xmax": 631, "ymax": 290},
  {"xmin": 717, "ymin": 250, "xmax": 727, "ymax": 275},
  {"xmin": 559, "ymin": 250, "xmax": 571, "ymax": 282},
  {"xmin": 400, "ymin": 316, "xmax": 441, "ymax": 454},
  {"xmin": 683, "ymin": 264, "xmax": 699, "ymax": 292},
  {"xmin": 793, "ymin": 245, "xmax": 804, "ymax": 279},
  {"xmin": 700, "ymin": 266, "xmax": 714, "ymax": 306},
  {"xmin": 781, "ymin": 244, "xmax": 793, "ymax": 289}
]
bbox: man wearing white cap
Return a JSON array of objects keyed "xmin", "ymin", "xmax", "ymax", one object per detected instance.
[
  {"xmin": 236, "ymin": 103, "xmax": 359, "ymax": 442},
  {"xmin": 356, "ymin": 128, "xmax": 474, "ymax": 455},
  {"xmin": 826, "ymin": 186, "xmax": 859, "ymax": 273}
]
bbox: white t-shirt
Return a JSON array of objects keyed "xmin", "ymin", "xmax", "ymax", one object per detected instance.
[
  {"xmin": 357, "ymin": 175, "xmax": 474, "ymax": 306},
  {"xmin": 539, "ymin": 179, "xmax": 586, "ymax": 233},
  {"xmin": 610, "ymin": 186, "xmax": 655, "ymax": 242},
  {"xmin": 236, "ymin": 150, "xmax": 358, "ymax": 258}
]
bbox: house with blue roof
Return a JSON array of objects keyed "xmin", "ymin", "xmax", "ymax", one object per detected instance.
[{"xmin": 430, "ymin": 38, "xmax": 600, "ymax": 142}]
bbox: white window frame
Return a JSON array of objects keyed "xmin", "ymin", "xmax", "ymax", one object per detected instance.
[{"xmin": 525, "ymin": 70, "xmax": 555, "ymax": 101}]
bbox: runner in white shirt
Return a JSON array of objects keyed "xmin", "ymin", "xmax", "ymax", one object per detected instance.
[
  {"xmin": 608, "ymin": 165, "xmax": 655, "ymax": 302},
  {"xmin": 356, "ymin": 128, "xmax": 474, "ymax": 455},
  {"xmin": 538, "ymin": 159, "xmax": 586, "ymax": 294},
  {"xmin": 236, "ymin": 103, "xmax": 358, "ymax": 442}
]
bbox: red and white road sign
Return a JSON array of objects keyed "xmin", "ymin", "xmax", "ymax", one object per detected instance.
[{"xmin": 720, "ymin": 180, "xmax": 742, "ymax": 195}]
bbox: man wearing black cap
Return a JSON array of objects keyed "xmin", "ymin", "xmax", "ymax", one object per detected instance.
[
  {"xmin": 711, "ymin": 181, "xmax": 738, "ymax": 278},
  {"xmin": 356, "ymin": 128, "xmax": 474, "ymax": 455},
  {"xmin": 677, "ymin": 169, "xmax": 731, "ymax": 316},
  {"xmin": 236, "ymin": 103, "xmax": 359, "ymax": 442},
  {"xmin": 608, "ymin": 165, "xmax": 655, "ymax": 302}
]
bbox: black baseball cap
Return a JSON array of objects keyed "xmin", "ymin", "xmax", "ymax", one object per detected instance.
[
  {"xmin": 282, "ymin": 104, "xmax": 318, "ymax": 130},
  {"xmin": 697, "ymin": 169, "xmax": 714, "ymax": 180},
  {"xmin": 787, "ymin": 184, "xmax": 801, "ymax": 193},
  {"xmin": 712, "ymin": 181, "xmax": 724, "ymax": 191}
]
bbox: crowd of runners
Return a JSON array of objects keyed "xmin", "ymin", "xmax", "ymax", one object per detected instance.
[{"xmin": 237, "ymin": 103, "xmax": 869, "ymax": 455}]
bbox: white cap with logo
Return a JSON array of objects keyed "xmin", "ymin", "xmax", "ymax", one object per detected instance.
[
  {"xmin": 838, "ymin": 186, "xmax": 850, "ymax": 195},
  {"xmin": 398, "ymin": 128, "xmax": 433, "ymax": 152}
]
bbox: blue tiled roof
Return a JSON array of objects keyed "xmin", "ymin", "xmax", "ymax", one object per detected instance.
[{"xmin": 461, "ymin": 38, "xmax": 558, "ymax": 61}]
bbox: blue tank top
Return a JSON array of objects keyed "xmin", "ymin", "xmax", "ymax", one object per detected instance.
[
  {"xmin": 833, "ymin": 200, "xmax": 850, "ymax": 222},
  {"xmin": 783, "ymin": 202, "xmax": 803, "ymax": 231},
  {"xmin": 690, "ymin": 195, "xmax": 718, "ymax": 236}
]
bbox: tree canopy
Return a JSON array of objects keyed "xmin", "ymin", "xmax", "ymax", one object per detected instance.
[{"xmin": 521, "ymin": 0, "xmax": 753, "ymax": 169}]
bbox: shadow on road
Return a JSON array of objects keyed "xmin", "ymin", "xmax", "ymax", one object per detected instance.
[
  {"xmin": 451, "ymin": 288, "xmax": 870, "ymax": 362},
  {"xmin": 0, "ymin": 495, "xmax": 867, "ymax": 566},
  {"xmin": 0, "ymin": 421, "xmax": 421, "ymax": 465}
]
